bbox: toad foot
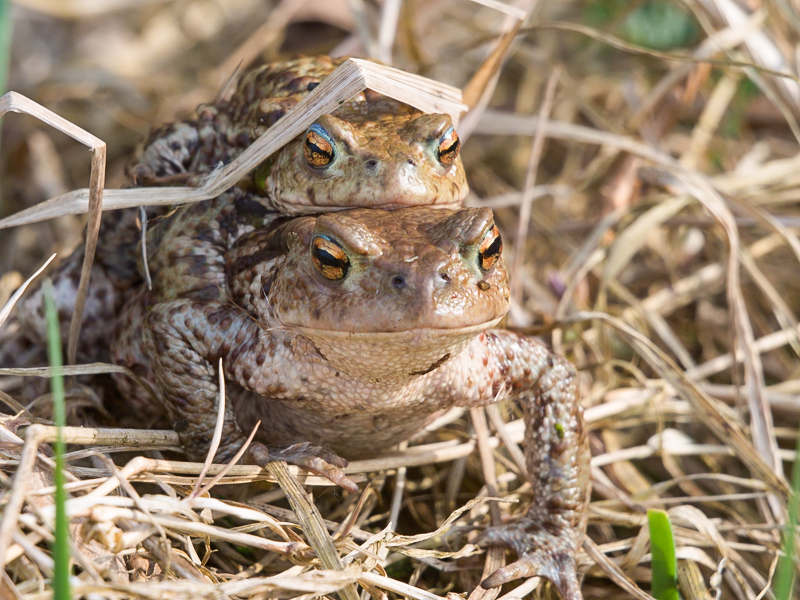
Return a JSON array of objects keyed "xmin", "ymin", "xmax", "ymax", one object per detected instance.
[
  {"xmin": 480, "ymin": 518, "xmax": 582, "ymax": 600},
  {"xmin": 247, "ymin": 442, "xmax": 358, "ymax": 493}
]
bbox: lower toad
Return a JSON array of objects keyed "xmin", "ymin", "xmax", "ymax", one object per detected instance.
[{"xmin": 112, "ymin": 206, "xmax": 590, "ymax": 599}]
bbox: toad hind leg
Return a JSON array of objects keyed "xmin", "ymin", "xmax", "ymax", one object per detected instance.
[
  {"xmin": 143, "ymin": 301, "xmax": 248, "ymax": 461},
  {"xmin": 142, "ymin": 300, "xmax": 358, "ymax": 491}
]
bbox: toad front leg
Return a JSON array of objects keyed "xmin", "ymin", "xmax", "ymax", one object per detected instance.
[
  {"xmin": 142, "ymin": 299, "xmax": 357, "ymax": 490},
  {"xmin": 437, "ymin": 331, "xmax": 590, "ymax": 600}
]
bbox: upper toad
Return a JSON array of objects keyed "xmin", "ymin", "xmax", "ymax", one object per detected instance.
[{"xmin": 13, "ymin": 56, "xmax": 468, "ymax": 359}]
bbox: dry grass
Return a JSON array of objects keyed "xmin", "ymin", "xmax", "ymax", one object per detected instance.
[{"xmin": 1, "ymin": 0, "xmax": 800, "ymax": 598}]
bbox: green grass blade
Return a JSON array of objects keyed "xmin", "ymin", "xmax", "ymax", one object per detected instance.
[
  {"xmin": 0, "ymin": 0, "xmax": 11, "ymax": 95},
  {"xmin": 0, "ymin": 0, "xmax": 12, "ymax": 214},
  {"xmin": 774, "ymin": 423, "xmax": 800, "ymax": 599},
  {"xmin": 43, "ymin": 279, "xmax": 71, "ymax": 600},
  {"xmin": 648, "ymin": 508, "xmax": 679, "ymax": 600}
]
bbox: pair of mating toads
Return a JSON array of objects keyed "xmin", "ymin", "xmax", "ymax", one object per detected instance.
[{"xmin": 14, "ymin": 56, "xmax": 590, "ymax": 600}]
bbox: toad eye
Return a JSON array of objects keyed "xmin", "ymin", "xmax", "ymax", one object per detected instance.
[
  {"xmin": 478, "ymin": 225, "xmax": 503, "ymax": 271},
  {"xmin": 437, "ymin": 126, "xmax": 460, "ymax": 166},
  {"xmin": 311, "ymin": 235, "xmax": 350, "ymax": 280},
  {"xmin": 303, "ymin": 124, "xmax": 336, "ymax": 168}
]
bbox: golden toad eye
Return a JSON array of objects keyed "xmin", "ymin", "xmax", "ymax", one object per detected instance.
[
  {"xmin": 311, "ymin": 235, "xmax": 350, "ymax": 280},
  {"xmin": 478, "ymin": 225, "xmax": 503, "ymax": 271},
  {"xmin": 437, "ymin": 126, "xmax": 460, "ymax": 166},
  {"xmin": 303, "ymin": 124, "xmax": 336, "ymax": 168}
]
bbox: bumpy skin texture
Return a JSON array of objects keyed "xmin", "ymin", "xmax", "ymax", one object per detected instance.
[
  {"xmin": 112, "ymin": 207, "xmax": 590, "ymax": 599},
  {"xmin": 10, "ymin": 55, "xmax": 467, "ymax": 359}
]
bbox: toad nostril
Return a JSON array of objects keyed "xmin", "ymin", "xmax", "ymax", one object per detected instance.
[
  {"xmin": 440, "ymin": 272, "xmax": 451, "ymax": 283},
  {"xmin": 365, "ymin": 158, "xmax": 379, "ymax": 169},
  {"xmin": 407, "ymin": 158, "xmax": 416, "ymax": 167},
  {"xmin": 391, "ymin": 275, "xmax": 406, "ymax": 290}
]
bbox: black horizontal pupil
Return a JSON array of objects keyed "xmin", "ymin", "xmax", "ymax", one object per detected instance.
[
  {"xmin": 308, "ymin": 140, "xmax": 332, "ymax": 157},
  {"xmin": 315, "ymin": 247, "xmax": 344, "ymax": 267},
  {"xmin": 483, "ymin": 235, "xmax": 502, "ymax": 258},
  {"xmin": 440, "ymin": 139, "xmax": 458, "ymax": 156}
]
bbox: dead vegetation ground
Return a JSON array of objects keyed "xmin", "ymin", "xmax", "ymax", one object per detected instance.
[{"xmin": 0, "ymin": 0, "xmax": 799, "ymax": 598}]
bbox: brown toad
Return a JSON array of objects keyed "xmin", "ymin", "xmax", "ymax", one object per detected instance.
[
  {"xmin": 11, "ymin": 56, "xmax": 467, "ymax": 360},
  {"xmin": 133, "ymin": 55, "xmax": 467, "ymax": 213},
  {"xmin": 112, "ymin": 207, "xmax": 590, "ymax": 600}
]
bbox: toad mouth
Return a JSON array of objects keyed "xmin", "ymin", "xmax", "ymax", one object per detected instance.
[{"xmin": 291, "ymin": 317, "xmax": 503, "ymax": 337}]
